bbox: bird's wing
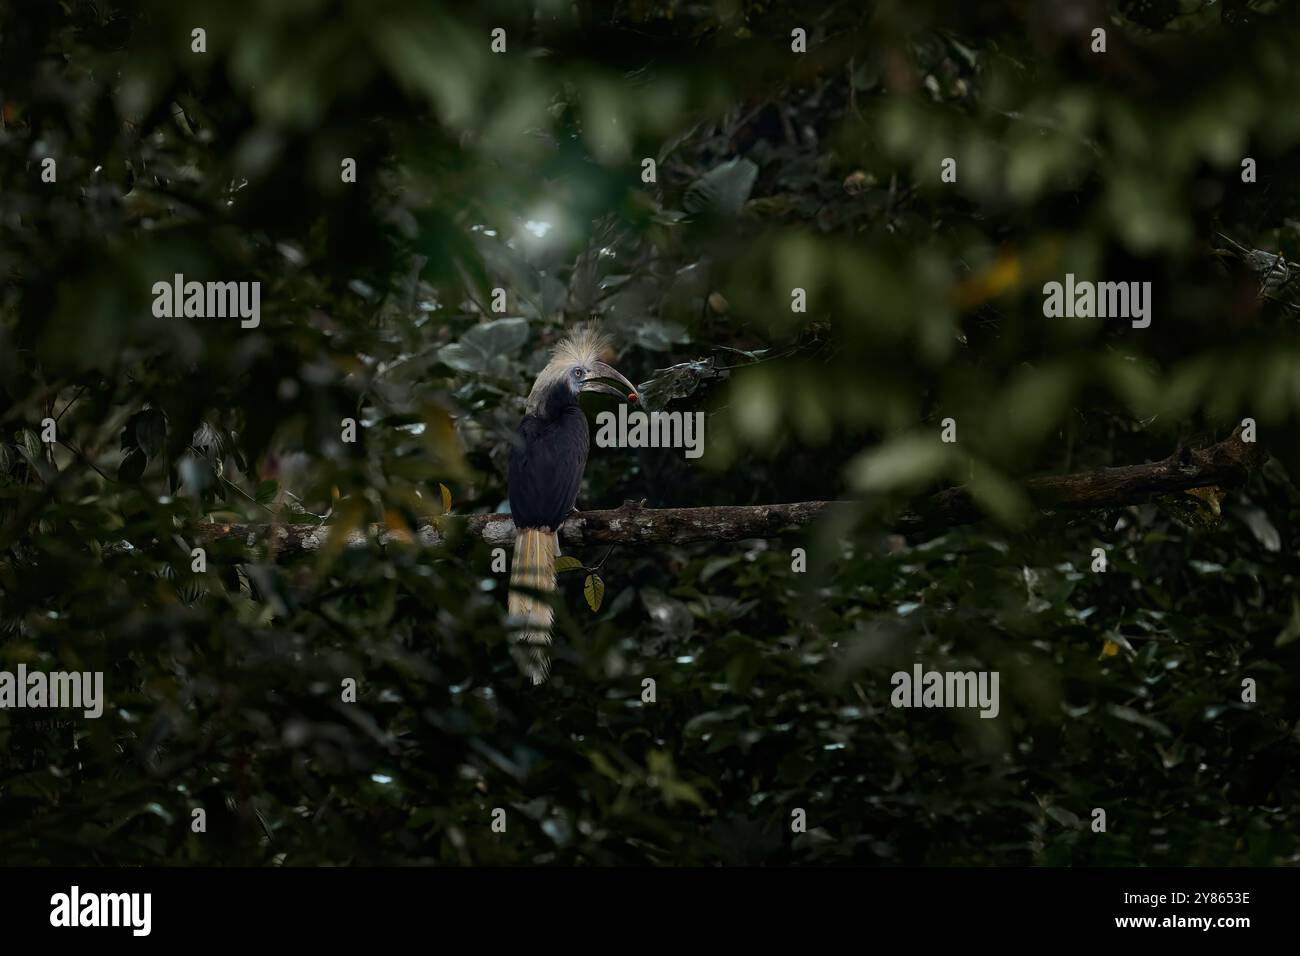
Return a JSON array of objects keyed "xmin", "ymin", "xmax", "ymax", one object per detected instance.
[{"xmin": 507, "ymin": 410, "xmax": 590, "ymax": 529}]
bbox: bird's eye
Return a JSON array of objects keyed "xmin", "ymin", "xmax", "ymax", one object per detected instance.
[{"xmin": 573, "ymin": 367, "xmax": 584, "ymax": 379}]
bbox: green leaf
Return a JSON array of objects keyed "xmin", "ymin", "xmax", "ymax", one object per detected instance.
[
  {"xmin": 1240, "ymin": 505, "xmax": 1281, "ymax": 553},
  {"xmin": 439, "ymin": 482, "xmax": 452, "ymax": 514},
  {"xmin": 1276, "ymin": 597, "xmax": 1300, "ymax": 648},
  {"xmin": 135, "ymin": 407, "xmax": 167, "ymax": 458},
  {"xmin": 851, "ymin": 54, "xmax": 883, "ymax": 91},
  {"xmin": 1045, "ymin": 805, "xmax": 1082, "ymax": 830},
  {"xmin": 1106, "ymin": 704, "xmax": 1172, "ymax": 738},
  {"xmin": 583, "ymin": 573, "xmax": 605, "ymax": 612},
  {"xmin": 684, "ymin": 157, "xmax": 759, "ymax": 218},
  {"xmin": 22, "ymin": 428, "xmax": 42, "ymax": 464},
  {"xmin": 254, "ymin": 479, "xmax": 279, "ymax": 507},
  {"xmin": 118, "ymin": 448, "xmax": 146, "ymax": 483},
  {"xmin": 966, "ymin": 462, "xmax": 1031, "ymax": 526},
  {"xmin": 555, "ymin": 556, "xmax": 584, "ymax": 573},
  {"xmin": 847, "ymin": 434, "xmax": 952, "ymax": 493},
  {"xmin": 437, "ymin": 318, "xmax": 530, "ymax": 375},
  {"xmin": 587, "ymin": 750, "xmax": 621, "ymax": 781}
]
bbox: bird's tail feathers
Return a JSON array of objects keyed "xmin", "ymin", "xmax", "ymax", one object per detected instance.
[{"xmin": 508, "ymin": 527, "xmax": 559, "ymax": 684}]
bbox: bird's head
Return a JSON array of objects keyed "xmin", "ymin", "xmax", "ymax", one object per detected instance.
[{"xmin": 527, "ymin": 324, "xmax": 638, "ymax": 416}]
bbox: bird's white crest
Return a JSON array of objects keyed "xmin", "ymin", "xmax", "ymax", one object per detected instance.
[
  {"xmin": 550, "ymin": 322, "xmax": 610, "ymax": 370},
  {"xmin": 525, "ymin": 323, "xmax": 612, "ymax": 412}
]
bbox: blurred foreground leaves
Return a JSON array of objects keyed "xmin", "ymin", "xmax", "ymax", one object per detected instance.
[{"xmin": 2, "ymin": 0, "xmax": 1300, "ymax": 865}]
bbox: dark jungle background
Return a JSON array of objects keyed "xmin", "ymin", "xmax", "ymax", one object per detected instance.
[{"xmin": 2, "ymin": 0, "xmax": 1300, "ymax": 866}]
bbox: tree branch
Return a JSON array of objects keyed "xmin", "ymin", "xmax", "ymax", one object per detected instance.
[
  {"xmin": 895, "ymin": 424, "xmax": 1264, "ymax": 535},
  {"xmin": 192, "ymin": 428, "xmax": 1265, "ymax": 555}
]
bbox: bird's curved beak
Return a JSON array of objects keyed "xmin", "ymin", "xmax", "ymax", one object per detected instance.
[{"xmin": 581, "ymin": 361, "xmax": 639, "ymax": 403}]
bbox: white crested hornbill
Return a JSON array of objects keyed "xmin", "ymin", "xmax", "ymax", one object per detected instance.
[{"xmin": 507, "ymin": 325, "xmax": 638, "ymax": 684}]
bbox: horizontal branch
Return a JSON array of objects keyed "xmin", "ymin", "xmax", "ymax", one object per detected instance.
[
  {"xmin": 192, "ymin": 428, "xmax": 1264, "ymax": 555},
  {"xmin": 194, "ymin": 500, "xmax": 837, "ymax": 554},
  {"xmin": 895, "ymin": 424, "xmax": 1264, "ymax": 535}
]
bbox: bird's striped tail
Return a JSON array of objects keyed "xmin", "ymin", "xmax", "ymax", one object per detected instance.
[{"xmin": 508, "ymin": 527, "xmax": 559, "ymax": 684}]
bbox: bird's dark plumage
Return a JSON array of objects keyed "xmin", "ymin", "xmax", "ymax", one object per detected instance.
[
  {"xmin": 505, "ymin": 324, "xmax": 638, "ymax": 684},
  {"xmin": 507, "ymin": 394, "xmax": 589, "ymax": 530}
]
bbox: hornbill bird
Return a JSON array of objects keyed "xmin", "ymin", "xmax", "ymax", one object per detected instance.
[{"xmin": 507, "ymin": 325, "xmax": 638, "ymax": 684}]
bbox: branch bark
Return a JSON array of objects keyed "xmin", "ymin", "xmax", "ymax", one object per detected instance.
[{"xmin": 193, "ymin": 428, "xmax": 1264, "ymax": 556}]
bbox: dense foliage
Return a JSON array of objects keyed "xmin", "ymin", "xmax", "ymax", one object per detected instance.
[{"xmin": 2, "ymin": 0, "xmax": 1300, "ymax": 865}]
